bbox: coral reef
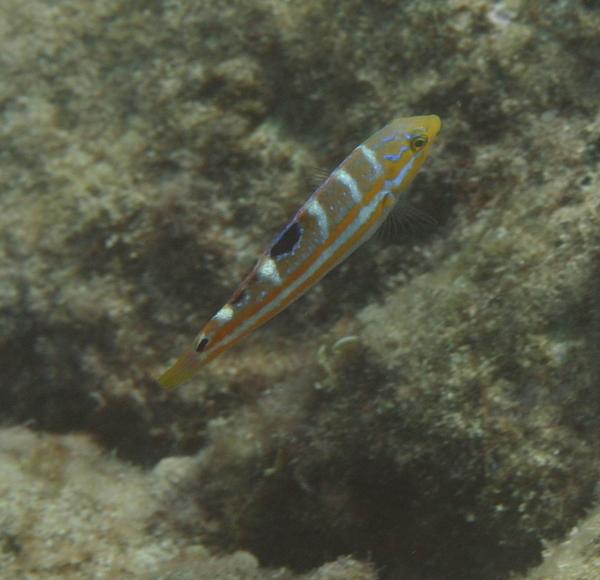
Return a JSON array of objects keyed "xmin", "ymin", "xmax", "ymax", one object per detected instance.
[{"xmin": 1, "ymin": 0, "xmax": 599, "ymax": 578}]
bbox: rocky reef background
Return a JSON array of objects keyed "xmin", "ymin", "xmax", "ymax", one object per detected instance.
[{"xmin": 1, "ymin": 0, "xmax": 599, "ymax": 578}]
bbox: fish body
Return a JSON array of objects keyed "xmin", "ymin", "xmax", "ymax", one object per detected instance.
[{"xmin": 159, "ymin": 115, "xmax": 441, "ymax": 388}]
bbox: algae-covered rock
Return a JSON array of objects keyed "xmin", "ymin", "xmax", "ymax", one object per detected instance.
[
  {"xmin": 1, "ymin": 0, "xmax": 600, "ymax": 578},
  {"xmin": 0, "ymin": 426, "xmax": 176, "ymax": 578},
  {"xmin": 521, "ymin": 504, "xmax": 600, "ymax": 579},
  {"xmin": 0, "ymin": 427, "xmax": 375, "ymax": 579}
]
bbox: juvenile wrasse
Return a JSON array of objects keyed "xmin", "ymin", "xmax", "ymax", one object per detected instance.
[{"xmin": 159, "ymin": 115, "xmax": 441, "ymax": 388}]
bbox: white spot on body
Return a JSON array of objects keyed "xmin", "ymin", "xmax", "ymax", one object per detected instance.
[
  {"xmin": 333, "ymin": 169, "xmax": 363, "ymax": 203},
  {"xmin": 258, "ymin": 257, "xmax": 282, "ymax": 285},
  {"xmin": 306, "ymin": 199, "xmax": 329, "ymax": 240},
  {"xmin": 213, "ymin": 304, "xmax": 234, "ymax": 323},
  {"xmin": 358, "ymin": 144, "xmax": 384, "ymax": 176}
]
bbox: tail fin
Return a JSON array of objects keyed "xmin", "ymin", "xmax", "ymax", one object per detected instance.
[{"xmin": 158, "ymin": 349, "xmax": 203, "ymax": 389}]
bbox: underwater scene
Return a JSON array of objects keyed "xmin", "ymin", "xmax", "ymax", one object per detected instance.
[{"xmin": 1, "ymin": 0, "xmax": 599, "ymax": 578}]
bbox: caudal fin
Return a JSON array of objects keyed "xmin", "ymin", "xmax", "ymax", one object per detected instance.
[{"xmin": 158, "ymin": 349, "xmax": 202, "ymax": 389}]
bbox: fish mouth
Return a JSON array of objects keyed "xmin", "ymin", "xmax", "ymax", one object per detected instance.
[{"xmin": 418, "ymin": 114, "xmax": 442, "ymax": 140}]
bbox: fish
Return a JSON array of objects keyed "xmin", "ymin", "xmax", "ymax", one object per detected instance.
[{"xmin": 158, "ymin": 115, "xmax": 441, "ymax": 388}]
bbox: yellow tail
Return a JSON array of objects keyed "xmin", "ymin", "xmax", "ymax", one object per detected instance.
[{"xmin": 158, "ymin": 350, "xmax": 203, "ymax": 389}]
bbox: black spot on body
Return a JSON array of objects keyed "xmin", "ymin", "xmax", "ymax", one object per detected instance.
[
  {"xmin": 270, "ymin": 221, "xmax": 302, "ymax": 259},
  {"xmin": 196, "ymin": 337, "xmax": 209, "ymax": 353}
]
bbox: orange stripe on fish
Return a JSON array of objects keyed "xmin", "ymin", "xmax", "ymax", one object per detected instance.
[{"xmin": 158, "ymin": 115, "xmax": 441, "ymax": 388}]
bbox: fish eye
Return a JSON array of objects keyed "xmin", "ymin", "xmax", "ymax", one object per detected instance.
[{"xmin": 410, "ymin": 134, "xmax": 428, "ymax": 151}]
